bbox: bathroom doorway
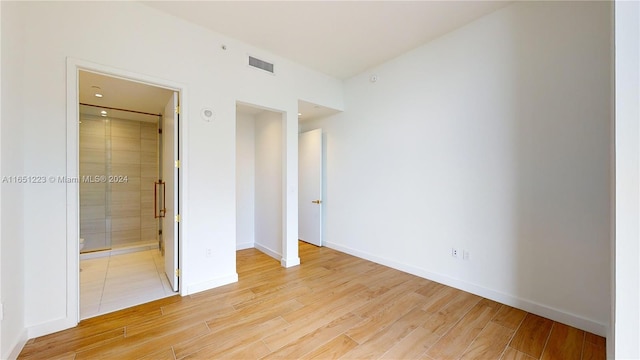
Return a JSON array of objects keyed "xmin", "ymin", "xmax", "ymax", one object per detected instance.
[{"xmin": 77, "ymin": 70, "xmax": 180, "ymax": 318}]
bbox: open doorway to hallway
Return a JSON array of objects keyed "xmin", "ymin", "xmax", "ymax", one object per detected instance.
[
  {"xmin": 235, "ymin": 102, "xmax": 285, "ymax": 262},
  {"xmin": 296, "ymin": 100, "xmax": 340, "ymax": 250},
  {"xmin": 78, "ymin": 70, "xmax": 180, "ymax": 318}
]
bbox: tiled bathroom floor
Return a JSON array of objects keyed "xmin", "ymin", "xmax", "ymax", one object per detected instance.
[{"xmin": 80, "ymin": 249, "xmax": 177, "ymax": 319}]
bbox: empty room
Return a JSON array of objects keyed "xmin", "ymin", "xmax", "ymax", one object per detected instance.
[{"xmin": 1, "ymin": 1, "xmax": 638, "ymax": 360}]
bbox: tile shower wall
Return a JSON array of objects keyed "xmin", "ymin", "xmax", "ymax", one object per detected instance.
[
  {"xmin": 80, "ymin": 115, "xmax": 159, "ymax": 252},
  {"xmin": 80, "ymin": 117, "xmax": 109, "ymax": 251}
]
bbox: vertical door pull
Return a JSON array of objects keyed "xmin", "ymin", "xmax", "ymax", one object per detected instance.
[{"xmin": 154, "ymin": 180, "xmax": 166, "ymax": 218}]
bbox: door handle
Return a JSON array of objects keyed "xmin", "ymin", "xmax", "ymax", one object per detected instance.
[
  {"xmin": 154, "ymin": 180, "xmax": 166, "ymax": 218},
  {"xmin": 311, "ymin": 200, "xmax": 322, "ymax": 204},
  {"xmin": 154, "ymin": 181, "xmax": 159, "ymax": 218}
]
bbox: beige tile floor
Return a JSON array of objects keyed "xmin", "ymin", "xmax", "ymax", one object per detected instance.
[{"xmin": 80, "ymin": 249, "xmax": 177, "ymax": 319}]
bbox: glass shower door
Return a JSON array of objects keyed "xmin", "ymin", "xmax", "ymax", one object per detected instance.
[{"xmin": 79, "ymin": 106, "xmax": 112, "ymax": 252}]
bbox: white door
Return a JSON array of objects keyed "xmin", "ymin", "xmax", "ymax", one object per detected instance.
[
  {"xmin": 163, "ymin": 92, "xmax": 179, "ymax": 291},
  {"xmin": 298, "ymin": 129, "xmax": 323, "ymax": 246}
]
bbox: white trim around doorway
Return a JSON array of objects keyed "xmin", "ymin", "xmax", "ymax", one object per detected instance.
[{"xmin": 42, "ymin": 57, "xmax": 190, "ymax": 337}]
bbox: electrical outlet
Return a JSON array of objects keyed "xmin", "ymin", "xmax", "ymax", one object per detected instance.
[
  {"xmin": 206, "ymin": 248, "xmax": 212, "ymax": 258},
  {"xmin": 451, "ymin": 248, "xmax": 458, "ymax": 258},
  {"xmin": 463, "ymin": 250, "xmax": 470, "ymax": 260}
]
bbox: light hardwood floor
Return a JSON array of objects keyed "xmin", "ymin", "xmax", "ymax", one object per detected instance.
[{"xmin": 19, "ymin": 242, "xmax": 605, "ymax": 360}]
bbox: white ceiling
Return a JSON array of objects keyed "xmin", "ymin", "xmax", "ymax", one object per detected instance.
[
  {"xmin": 143, "ymin": 1, "xmax": 510, "ymax": 80},
  {"xmin": 298, "ymin": 100, "xmax": 340, "ymax": 122},
  {"xmin": 82, "ymin": 2, "xmax": 512, "ymax": 123},
  {"xmin": 79, "ymin": 70, "xmax": 174, "ymax": 122},
  {"xmin": 236, "ymin": 102, "xmax": 271, "ymax": 117},
  {"xmin": 237, "ymin": 100, "xmax": 340, "ymax": 122}
]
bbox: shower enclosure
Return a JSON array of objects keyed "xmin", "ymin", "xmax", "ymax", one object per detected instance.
[{"xmin": 79, "ymin": 105, "xmax": 161, "ymax": 253}]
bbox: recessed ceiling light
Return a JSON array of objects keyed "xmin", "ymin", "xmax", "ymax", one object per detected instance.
[
  {"xmin": 298, "ymin": 113, "xmax": 302, "ymax": 116},
  {"xmin": 92, "ymin": 86, "xmax": 103, "ymax": 98},
  {"xmin": 100, "ymin": 110, "xmax": 107, "ymax": 117}
]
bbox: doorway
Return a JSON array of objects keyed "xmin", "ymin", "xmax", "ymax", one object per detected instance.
[
  {"xmin": 76, "ymin": 69, "xmax": 181, "ymax": 319},
  {"xmin": 235, "ymin": 102, "xmax": 285, "ymax": 262},
  {"xmin": 298, "ymin": 128, "xmax": 323, "ymax": 247},
  {"xmin": 296, "ymin": 100, "xmax": 339, "ymax": 251}
]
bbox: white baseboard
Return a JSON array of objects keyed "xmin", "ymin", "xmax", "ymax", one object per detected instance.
[
  {"xmin": 325, "ymin": 241, "xmax": 608, "ymax": 337},
  {"xmin": 236, "ymin": 242, "xmax": 254, "ymax": 251},
  {"xmin": 254, "ymin": 243, "xmax": 281, "ymax": 261},
  {"xmin": 4, "ymin": 329, "xmax": 28, "ymax": 360},
  {"xmin": 27, "ymin": 317, "xmax": 77, "ymax": 339},
  {"xmin": 184, "ymin": 273, "xmax": 238, "ymax": 296},
  {"xmin": 281, "ymin": 256, "xmax": 300, "ymax": 268},
  {"xmin": 252, "ymin": 243, "xmax": 299, "ymax": 268}
]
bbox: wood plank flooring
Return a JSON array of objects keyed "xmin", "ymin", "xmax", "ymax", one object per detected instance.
[{"xmin": 19, "ymin": 242, "xmax": 606, "ymax": 360}]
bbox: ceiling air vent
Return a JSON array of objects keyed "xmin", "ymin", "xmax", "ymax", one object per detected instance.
[{"xmin": 248, "ymin": 56, "xmax": 274, "ymax": 74}]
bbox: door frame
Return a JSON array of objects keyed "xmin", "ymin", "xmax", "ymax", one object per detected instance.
[
  {"xmin": 235, "ymin": 101, "xmax": 291, "ymax": 264},
  {"xmin": 66, "ymin": 58, "xmax": 188, "ymax": 325}
]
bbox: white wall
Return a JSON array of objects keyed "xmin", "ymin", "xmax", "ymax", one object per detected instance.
[
  {"xmin": 1, "ymin": 1, "xmax": 341, "ymax": 341},
  {"xmin": 254, "ymin": 111, "xmax": 283, "ymax": 258},
  {"xmin": 236, "ymin": 109, "xmax": 285, "ymax": 259},
  {"xmin": 614, "ymin": 1, "xmax": 640, "ymax": 358},
  {"xmin": 236, "ymin": 113, "xmax": 256, "ymax": 250},
  {"xmin": 1, "ymin": 2, "xmax": 27, "ymax": 358},
  {"xmin": 303, "ymin": 1, "xmax": 612, "ymax": 336}
]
